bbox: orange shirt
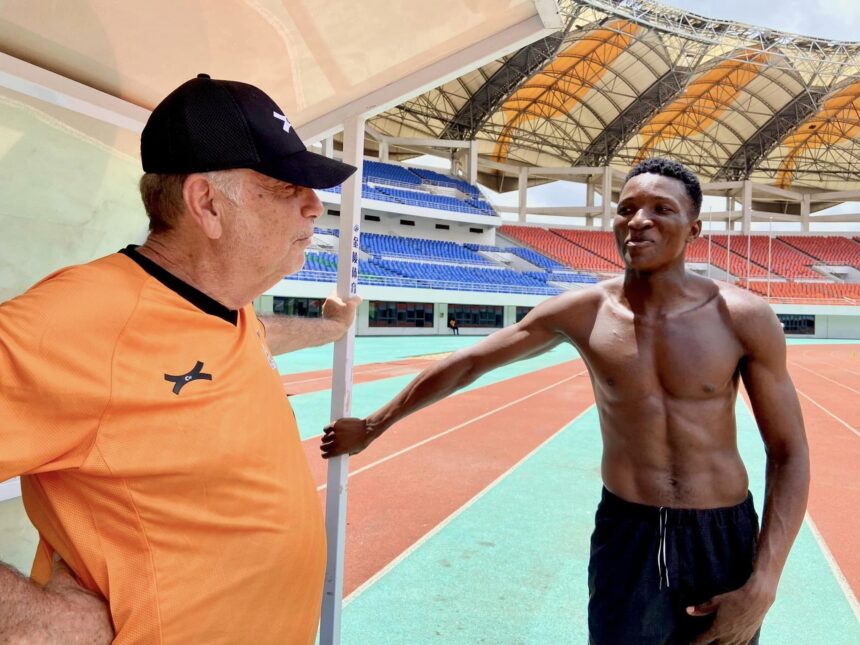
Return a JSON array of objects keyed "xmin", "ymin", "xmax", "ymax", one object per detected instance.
[{"xmin": 0, "ymin": 248, "xmax": 325, "ymax": 644}]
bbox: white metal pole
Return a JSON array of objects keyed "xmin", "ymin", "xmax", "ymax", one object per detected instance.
[
  {"xmin": 726, "ymin": 216, "xmax": 732, "ymax": 282},
  {"xmin": 320, "ymin": 113, "xmax": 365, "ymax": 645},
  {"xmin": 767, "ymin": 217, "xmax": 773, "ymax": 301},
  {"xmin": 707, "ymin": 209, "xmax": 712, "ymax": 279},
  {"xmin": 746, "ymin": 229, "xmax": 751, "ymax": 291}
]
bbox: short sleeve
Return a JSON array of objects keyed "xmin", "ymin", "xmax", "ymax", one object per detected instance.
[{"xmin": 0, "ymin": 263, "xmax": 133, "ymax": 479}]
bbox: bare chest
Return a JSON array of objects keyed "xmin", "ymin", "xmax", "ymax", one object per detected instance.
[{"xmin": 580, "ymin": 305, "xmax": 744, "ymax": 399}]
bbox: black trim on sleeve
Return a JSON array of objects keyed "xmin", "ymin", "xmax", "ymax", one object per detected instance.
[{"xmin": 119, "ymin": 245, "xmax": 239, "ymax": 325}]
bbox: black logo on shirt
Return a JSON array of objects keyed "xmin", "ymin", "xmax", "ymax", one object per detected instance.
[{"xmin": 164, "ymin": 361, "xmax": 212, "ymax": 395}]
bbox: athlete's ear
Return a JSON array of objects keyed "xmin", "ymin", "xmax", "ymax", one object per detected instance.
[
  {"xmin": 688, "ymin": 217, "xmax": 702, "ymax": 242},
  {"xmin": 182, "ymin": 174, "xmax": 224, "ymax": 240}
]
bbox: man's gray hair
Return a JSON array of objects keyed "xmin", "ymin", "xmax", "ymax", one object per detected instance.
[{"xmin": 139, "ymin": 170, "xmax": 244, "ymax": 233}]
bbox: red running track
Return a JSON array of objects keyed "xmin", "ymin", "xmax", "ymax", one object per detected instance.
[{"xmin": 295, "ymin": 344, "xmax": 860, "ymax": 602}]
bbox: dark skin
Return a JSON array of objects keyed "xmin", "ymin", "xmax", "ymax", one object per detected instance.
[{"xmin": 323, "ymin": 172, "xmax": 810, "ymax": 644}]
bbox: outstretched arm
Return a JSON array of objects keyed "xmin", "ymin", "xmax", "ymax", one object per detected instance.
[
  {"xmin": 259, "ymin": 293, "xmax": 361, "ymax": 355},
  {"xmin": 690, "ymin": 297, "xmax": 809, "ymax": 644},
  {"xmin": 321, "ymin": 291, "xmax": 586, "ymax": 458}
]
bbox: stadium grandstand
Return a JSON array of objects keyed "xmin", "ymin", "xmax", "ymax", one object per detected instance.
[{"xmin": 258, "ymin": 0, "xmax": 860, "ymax": 339}]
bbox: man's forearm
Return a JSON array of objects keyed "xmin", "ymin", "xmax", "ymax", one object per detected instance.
[
  {"xmin": 752, "ymin": 449, "xmax": 810, "ymax": 589},
  {"xmin": 0, "ymin": 561, "xmax": 57, "ymax": 636},
  {"xmin": 368, "ymin": 352, "xmax": 480, "ymax": 434},
  {"xmin": 259, "ymin": 315, "xmax": 348, "ymax": 355},
  {"xmin": 1, "ymin": 559, "xmax": 113, "ymax": 643}
]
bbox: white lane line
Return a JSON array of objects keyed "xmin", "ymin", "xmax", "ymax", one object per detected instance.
[
  {"xmin": 842, "ymin": 368, "xmax": 860, "ymax": 378},
  {"xmin": 344, "ymin": 405, "xmax": 595, "ymax": 605},
  {"xmin": 795, "ymin": 388, "xmax": 860, "ymax": 440},
  {"xmin": 804, "ymin": 513, "xmax": 860, "ymax": 623},
  {"xmin": 791, "ymin": 362, "xmax": 860, "ymax": 396},
  {"xmin": 317, "ymin": 370, "xmax": 588, "ymax": 492}
]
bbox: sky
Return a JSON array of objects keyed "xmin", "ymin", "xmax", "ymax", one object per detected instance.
[
  {"xmin": 425, "ymin": 0, "xmax": 860, "ymax": 231},
  {"xmin": 665, "ymin": 0, "xmax": 860, "ymax": 42}
]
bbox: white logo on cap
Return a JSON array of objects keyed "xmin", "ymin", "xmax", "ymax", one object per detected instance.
[{"xmin": 273, "ymin": 111, "xmax": 292, "ymax": 133}]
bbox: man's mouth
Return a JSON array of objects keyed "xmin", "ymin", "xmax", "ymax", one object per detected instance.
[{"xmin": 625, "ymin": 239, "xmax": 653, "ymax": 247}]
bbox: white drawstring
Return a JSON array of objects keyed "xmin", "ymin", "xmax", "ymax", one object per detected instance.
[{"xmin": 657, "ymin": 507, "xmax": 670, "ymax": 589}]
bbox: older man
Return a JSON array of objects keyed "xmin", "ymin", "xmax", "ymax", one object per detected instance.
[
  {"xmin": 0, "ymin": 75, "xmax": 359, "ymax": 644},
  {"xmin": 323, "ymin": 158, "xmax": 810, "ymax": 644}
]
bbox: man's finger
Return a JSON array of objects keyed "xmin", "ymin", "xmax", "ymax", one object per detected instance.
[{"xmin": 687, "ymin": 597, "xmax": 719, "ymax": 616}]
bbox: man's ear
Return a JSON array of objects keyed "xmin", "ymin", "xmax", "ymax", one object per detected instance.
[
  {"xmin": 182, "ymin": 174, "xmax": 224, "ymax": 240},
  {"xmin": 688, "ymin": 217, "xmax": 702, "ymax": 242}
]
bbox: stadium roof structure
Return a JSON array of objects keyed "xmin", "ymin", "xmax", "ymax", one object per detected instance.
[{"xmin": 370, "ymin": 0, "xmax": 860, "ymax": 196}]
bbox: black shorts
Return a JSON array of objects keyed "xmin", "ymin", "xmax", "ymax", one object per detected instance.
[{"xmin": 588, "ymin": 487, "xmax": 760, "ymax": 644}]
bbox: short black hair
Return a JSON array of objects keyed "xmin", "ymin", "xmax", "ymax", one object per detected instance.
[{"xmin": 624, "ymin": 158, "xmax": 702, "ymax": 218}]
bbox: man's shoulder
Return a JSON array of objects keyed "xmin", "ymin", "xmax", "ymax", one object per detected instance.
[
  {"xmin": 708, "ymin": 278, "xmax": 782, "ymax": 348},
  {"xmin": 712, "ymin": 279, "xmax": 772, "ymax": 316},
  {"xmin": 1, "ymin": 252, "xmax": 147, "ymax": 332}
]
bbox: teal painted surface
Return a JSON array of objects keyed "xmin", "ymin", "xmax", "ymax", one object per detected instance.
[
  {"xmin": 734, "ymin": 401, "xmax": 859, "ymax": 642},
  {"xmin": 786, "ymin": 338, "xmax": 860, "ymax": 345},
  {"xmin": 339, "ymin": 407, "xmax": 603, "ymax": 645},
  {"xmin": 291, "ymin": 342, "xmax": 580, "ymax": 441},
  {"xmin": 330, "ymin": 399, "xmax": 858, "ymax": 643},
  {"xmin": 275, "ymin": 336, "xmax": 482, "ymax": 375},
  {"xmin": 276, "ymin": 334, "xmax": 857, "ymax": 377}
]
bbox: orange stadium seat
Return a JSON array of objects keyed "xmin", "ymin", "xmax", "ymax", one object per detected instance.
[
  {"xmin": 499, "ymin": 226, "xmax": 623, "ymax": 273},
  {"xmin": 711, "ymin": 235, "xmax": 821, "ymax": 280},
  {"xmin": 779, "ymin": 236, "xmax": 860, "ymax": 269}
]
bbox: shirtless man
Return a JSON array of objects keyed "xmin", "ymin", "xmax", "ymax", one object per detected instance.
[{"xmin": 321, "ymin": 158, "xmax": 810, "ymax": 644}]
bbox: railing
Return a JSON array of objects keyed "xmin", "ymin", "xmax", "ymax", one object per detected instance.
[
  {"xmin": 284, "ymin": 271, "xmax": 560, "ymax": 295},
  {"xmin": 368, "ymin": 252, "xmax": 493, "ymax": 266},
  {"xmin": 763, "ymin": 296, "xmax": 859, "ymax": 305}
]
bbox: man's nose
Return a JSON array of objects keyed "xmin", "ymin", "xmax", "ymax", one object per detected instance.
[
  {"xmin": 628, "ymin": 209, "xmax": 653, "ymax": 229},
  {"xmin": 302, "ymin": 188, "xmax": 324, "ymax": 219}
]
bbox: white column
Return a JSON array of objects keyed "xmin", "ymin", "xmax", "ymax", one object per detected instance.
[
  {"xmin": 468, "ymin": 140, "xmax": 478, "ymax": 186},
  {"xmin": 742, "ymin": 180, "xmax": 752, "ymax": 234},
  {"xmin": 322, "ymin": 136, "xmax": 334, "ymax": 159},
  {"xmin": 518, "ymin": 166, "xmax": 528, "ymax": 223},
  {"xmin": 320, "ymin": 113, "xmax": 365, "ymax": 645},
  {"xmin": 800, "ymin": 194, "xmax": 811, "ymax": 232},
  {"xmin": 586, "ymin": 180, "xmax": 595, "ymax": 228},
  {"xmin": 379, "ymin": 140, "xmax": 389, "ymax": 162},
  {"xmin": 601, "ymin": 167, "xmax": 613, "ymax": 231}
]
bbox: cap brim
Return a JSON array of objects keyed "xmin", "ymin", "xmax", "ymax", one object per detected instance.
[{"xmin": 252, "ymin": 150, "xmax": 357, "ymax": 189}]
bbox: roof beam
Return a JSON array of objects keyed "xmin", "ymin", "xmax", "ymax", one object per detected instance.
[
  {"xmin": 439, "ymin": 30, "xmax": 566, "ymax": 140},
  {"xmin": 0, "ymin": 52, "xmax": 149, "ymax": 132},
  {"xmin": 714, "ymin": 87, "xmax": 828, "ymax": 181},
  {"xmin": 575, "ymin": 69, "xmax": 691, "ymax": 167}
]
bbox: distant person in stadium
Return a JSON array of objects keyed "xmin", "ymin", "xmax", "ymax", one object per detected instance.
[
  {"xmin": 449, "ymin": 317, "xmax": 459, "ymax": 335},
  {"xmin": 0, "ymin": 74, "xmax": 360, "ymax": 644},
  {"xmin": 322, "ymin": 157, "xmax": 810, "ymax": 644}
]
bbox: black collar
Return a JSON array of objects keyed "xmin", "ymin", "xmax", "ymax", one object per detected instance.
[{"xmin": 119, "ymin": 245, "xmax": 239, "ymax": 325}]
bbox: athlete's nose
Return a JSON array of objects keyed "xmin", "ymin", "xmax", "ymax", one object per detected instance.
[{"xmin": 628, "ymin": 208, "xmax": 654, "ymax": 230}]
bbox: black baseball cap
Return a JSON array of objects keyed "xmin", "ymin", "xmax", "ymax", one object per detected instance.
[{"xmin": 141, "ymin": 74, "xmax": 356, "ymax": 189}]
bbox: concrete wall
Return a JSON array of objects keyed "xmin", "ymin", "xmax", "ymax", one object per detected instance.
[
  {"xmin": 0, "ymin": 88, "xmax": 147, "ymax": 302},
  {"xmin": 815, "ymin": 315, "xmax": 860, "ymax": 339}
]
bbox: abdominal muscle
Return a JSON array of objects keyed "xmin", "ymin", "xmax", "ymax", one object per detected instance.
[{"xmin": 595, "ymin": 390, "xmax": 751, "ymax": 509}]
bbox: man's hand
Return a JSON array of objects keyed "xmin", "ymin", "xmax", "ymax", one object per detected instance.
[
  {"xmin": 688, "ymin": 578, "xmax": 775, "ymax": 645},
  {"xmin": 321, "ymin": 417, "xmax": 380, "ymax": 458},
  {"xmin": 322, "ymin": 292, "xmax": 362, "ymax": 333}
]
